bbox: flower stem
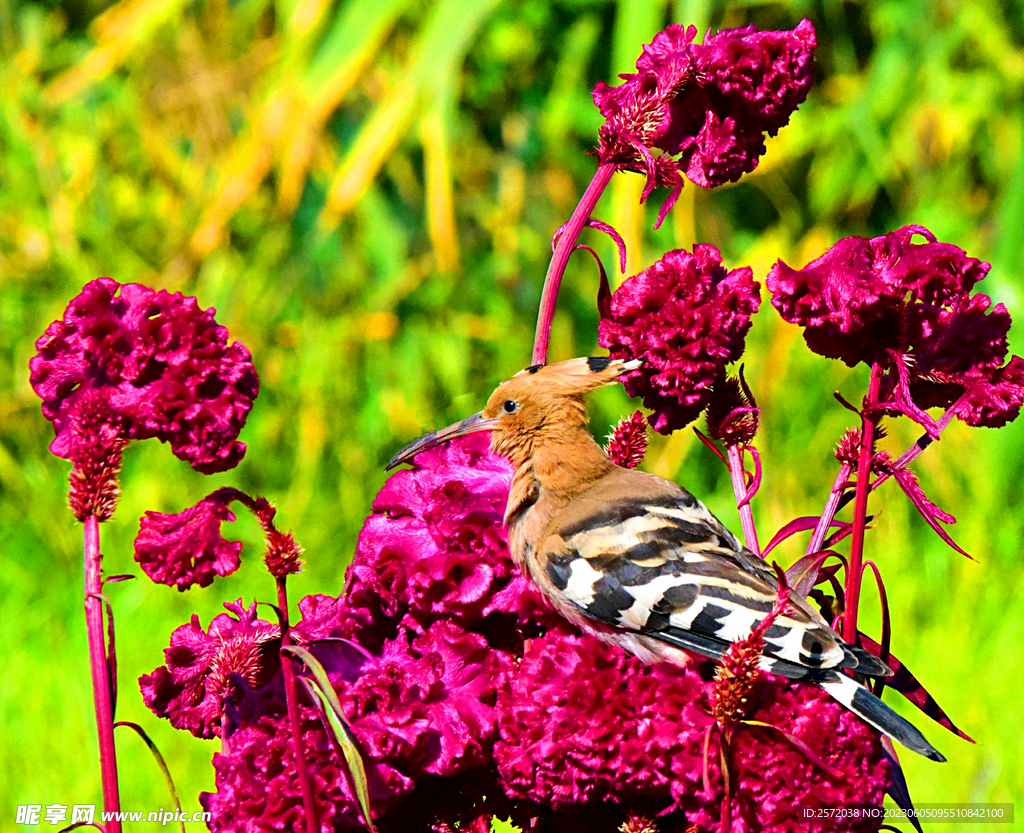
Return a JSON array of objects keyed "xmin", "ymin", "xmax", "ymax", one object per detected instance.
[
  {"xmin": 843, "ymin": 362, "xmax": 883, "ymax": 643},
  {"xmin": 867, "ymin": 394, "xmax": 965, "ymax": 495},
  {"xmin": 83, "ymin": 515, "xmax": 122, "ymax": 833},
  {"xmin": 532, "ymin": 162, "xmax": 617, "ymax": 365},
  {"xmin": 806, "ymin": 463, "xmax": 851, "ymax": 556},
  {"xmin": 277, "ymin": 577, "xmax": 319, "ymax": 833},
  {"xmin": 727, "ymin": 445, "xmax": 760, "ymax": 555},
  {"xmin": 811, "ymin": 393, "xmax": 966, "ymax": 559}
]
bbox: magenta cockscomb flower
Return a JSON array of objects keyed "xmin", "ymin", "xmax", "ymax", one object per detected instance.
[
  {"xmin": 134, "ymin": 488, "xmax": 303, "ymax": 590},
  {"xmin": 135, "ymin": 490, "xmax": 243, "ymax": 591},
  {"xmin": 495, "ymin": 631, "xmax": 889, "ymax": 829},
  {"xmin": 30, "ymin": 277, "xmax": 258, "ymax": 474},
  {"xmin": 202, "ymin": 703, "xmax": 414, "ymax": 832},
  {"xmin": 202, "ymin": 609, "xmax": 514, "ymax": 831},
  {"xmin": 338, "ymin": 621, "xmax": 512, "ymax": 778},
  {"xmin": 605, "ymin": 411, "xmax": 649, "ymax": 469},
  {"xmin": 599, "ymin": 245, "xmax": 761, "ymax": 434},
  {"xmin": 140, "ymin": 600, "xmax": 280, "ymax": 739},
  {"xmin": 768, "ymin": 225, "xmax": 1024, "ymax": 428},
  {"xmin": 592, "ymin": 20, "xmax": 815, "ymax": 223},
  {"xmin": 347, "ymin": 434, "xmax": 557, "ymax": 645}
]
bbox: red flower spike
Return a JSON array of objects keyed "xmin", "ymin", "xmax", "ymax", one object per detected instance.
[
  {"xmin": 605, "ymin": 411, "xmax": 649, "ymax": 469},
  {"xmin": 705, "ymin": 370, "xmax": 759, "ymax": 446},
  {"xmin": 66, "ymin": 391, "xmax": 127, "ymax": 522}
]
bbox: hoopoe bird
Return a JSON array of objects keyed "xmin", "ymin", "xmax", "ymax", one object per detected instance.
[{"xmin": 387, "ymin": 357, "xmax": 944, "ymax": 761}]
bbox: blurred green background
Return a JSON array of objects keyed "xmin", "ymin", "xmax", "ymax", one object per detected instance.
[{"xmin": 1, "ymin": 0, "xmax": 1022, "ymax": 830}]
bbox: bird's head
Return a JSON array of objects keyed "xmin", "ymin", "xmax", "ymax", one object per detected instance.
[{"xmin": 386, "ymin": 356, "xmax": 642, "ymax": 470}]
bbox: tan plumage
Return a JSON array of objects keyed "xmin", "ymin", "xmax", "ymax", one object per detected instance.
[{"xmin": 387, "ymin": 356, "xmax": 944, "ymax": 761}]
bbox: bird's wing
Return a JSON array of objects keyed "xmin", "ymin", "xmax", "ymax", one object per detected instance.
[{"xmin": 538, "ymin": 472, "xmax": 888, "ymax": 680}]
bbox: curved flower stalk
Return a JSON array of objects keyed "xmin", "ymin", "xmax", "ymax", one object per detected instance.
[
  {"xmin": 29, "ymin": 278, "xmax": 260, "ymax": 832},
  {"xmin": 533, "ymin": 20, "xmax": 816, "ymax": 365}
]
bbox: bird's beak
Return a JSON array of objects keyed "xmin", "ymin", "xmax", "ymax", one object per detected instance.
[{"xmin": 385, "ymin": 411, "xmax": 499, "ymax": 471}]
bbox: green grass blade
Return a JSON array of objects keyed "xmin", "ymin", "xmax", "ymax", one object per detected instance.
[{"xmin": 113, "ymin": 721, "xmax": 185, "ymax": 833}]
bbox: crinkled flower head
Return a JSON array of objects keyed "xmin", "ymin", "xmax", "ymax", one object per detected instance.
[
  {"xmin": 767, "ymin": 225, "xmax": 1024, "ymax": 427},
  {"xmin": 495, "ymin": 631, "xmax": 889, "ymax": 830},
  {"xmin": 134, "ymin": 489, "xmax": 242, "ymax": 591},
  {"xmin": 140, "ymin": 600, "xmax": 280, "ymax": 739},
  {"xmin": 599, "ymin": 245, "xmax": 760, "ymax": 434},
  {"xmin": 202, "ymin": 702, "xmax": 413, "ymax": 832},
  {"xmin": 202, "ymin": 616, "xmax": 513, "ymax": 831},
  {"xmin": 347, "ymin": 434, "xmax": 557, "ymax": 647},
  {"xmin": 593, "ymin": 20, "xmax": 815, "ymax": 222},
  {"xmin": 30, "ymin": 277, "xmax": 258, "ymax": 473},
  {"xmin": 336, "ymin": 620, "xmax": 512, "ymax": 779}
]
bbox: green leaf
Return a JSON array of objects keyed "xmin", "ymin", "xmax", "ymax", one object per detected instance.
[{"xmin": 282, "ymin": 644, "xmax": 377, "ymax": 833}]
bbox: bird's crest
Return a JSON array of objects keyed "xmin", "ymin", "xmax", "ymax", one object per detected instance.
[{"xmin": 509, "ymin": 356, "xmax": 644, "ymax": 396}]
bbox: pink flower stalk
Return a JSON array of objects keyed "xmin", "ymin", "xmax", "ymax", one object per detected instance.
[
  {"xmin": 593, "ymin": 20, "xmax": 816, "ymax": 221},
  {"xmin": 30, "ymin": 277, "xmax": 258, "ymax": 473},
  {"xmin": 140, "ymin": 600, "xmax": 281, "ymax": 739},
  {"xmin": 599, "ymin": 245, "xmax": 761, "ymax": 434},
  {"xmin": 605, "ymin": 411, "xmax": 649, "ymax": 468}
]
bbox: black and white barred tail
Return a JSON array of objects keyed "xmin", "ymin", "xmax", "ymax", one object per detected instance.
[{"xmin": 818, "ymin": 672, "xmax": 945, "ymax": 762}]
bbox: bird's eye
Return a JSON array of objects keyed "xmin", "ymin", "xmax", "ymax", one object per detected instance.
[{"xmin": 503, "ymin": 399, "xmax": 519, "ymax": 414}]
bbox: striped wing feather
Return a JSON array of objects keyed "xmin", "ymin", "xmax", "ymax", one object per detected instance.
[{"xmin": 540, "ymin": 469, "xmax": 889, "ymax": 680}]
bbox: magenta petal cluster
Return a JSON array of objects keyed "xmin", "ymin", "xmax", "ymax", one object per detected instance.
[
  {"xmin": 202, "ymin": 614, "xmax": 513, "ymax": 830},
  {"xmin": 202, "ymin": 704, "xmax": 414, "ymax": 832},
  {"xmin": 346, "ymin": 434, "xmax": 557, "ymax": 644},
  {"xmin": 30, "ymin": 277, "xmax": 258, "ymax": 473},
  {"xmin": 599, "ymin": 245, "xmax": 761, "ymax": 434},
  {"xmin": 134, "ymin": 490, "xmax": 243, "ymax": 591},
  {"xmin": 495, "ymin": 631, "xmax": 889, "ymax": 830},
  {"xmin": 767, "ymin": 225, "xmax": 1024, "ymax": 427},
  {"xmin": 593, "ymin": 19, "xmax": 815, "ymax": 214},
  {"xmin": 140, "ymin": 600, "xmax": 280, "ymax": 739}
]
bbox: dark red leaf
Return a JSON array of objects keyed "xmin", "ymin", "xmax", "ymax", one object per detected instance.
[
  {"xmin": 881, "ymin": 737, "xmax": 923, "ymax": 833},
  {"xmin": 858, "ymin": 633, "xmax": 975, "ymax": 742},
  {"xmin": 764, "ymin": 516, "xmax": 848, "ymax": 557}
]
